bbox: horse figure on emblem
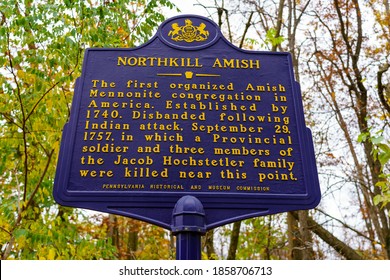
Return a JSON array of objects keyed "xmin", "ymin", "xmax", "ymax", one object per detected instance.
[{"xmin": 168, "ymin": 19, "xmax": 209, "ymax": 42}]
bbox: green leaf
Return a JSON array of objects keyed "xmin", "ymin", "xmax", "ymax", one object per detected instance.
[
  {"xmin": 373, "ymin": 195, "xmax": 384, "ymax": 206},
  {"xmin": 357, "ymin": 132, "xmax": 369, "ymax": 143},
  {"xmin": 14, "ymin": 229, "xmax": 29, "ymax": 239},
  {"xmin": 371, "ymin": 136, "xmax": 384, "ymax": 145}
]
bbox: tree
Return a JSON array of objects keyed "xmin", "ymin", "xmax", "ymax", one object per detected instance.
[
  {"xmin": 306, "ymin": 0, "xmax": 390, "ymax": 258},
  {"xmin": 0, "ymin": 0, "xmax": 176, "ymax": 260},
  {"xmin": 195, "ymin": 0, "xmax": 390, "ymax": 259},
  {"xmin": 3, "ymin": 0, "xmax": 389, "ymax": 260},
  {"xmin": 197, "ymin": 0, "xmax": 318, "ymax": 260}
]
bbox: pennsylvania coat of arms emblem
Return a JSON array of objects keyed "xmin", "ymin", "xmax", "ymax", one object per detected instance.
[{"xmin": 168, "ymin": 19, "xmax": 209, "ymax": 42}]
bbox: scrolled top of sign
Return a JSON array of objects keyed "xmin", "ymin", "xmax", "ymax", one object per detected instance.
[{"xmin": 53, "ymin": 14, "xmax": 321, "ymax": 230}]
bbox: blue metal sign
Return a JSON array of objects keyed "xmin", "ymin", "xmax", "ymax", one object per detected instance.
[{"xmin": 53, "ymin": 15, "xmax": 321, "ymax": 230}]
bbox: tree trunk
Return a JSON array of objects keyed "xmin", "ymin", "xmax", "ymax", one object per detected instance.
[
  {"xmin": 297, "ymin": 210, "xmax": 315, "ymax": 259},
  {"xmin": 290, "ymin": 211, "xmax": 364, "ymax": 260},
  {"xmin": 227, "ymin": 221, "xmax": 241, "ymax": 260},
  {"xmin": 127, "ymin": 230, "xmax": 138, "ymax": 260},
  {"xmin": 204, "ymin": 229, "xmax": 217, "ymax": 259},
  {"xmin": 108, "ymin": 214, "xmax": 119, "ymax": 247},
  {"xmin": 287, "ymin": 212, "xmax": 303, "ymax": 259}
]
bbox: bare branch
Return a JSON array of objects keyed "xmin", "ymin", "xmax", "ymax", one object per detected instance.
[{"xmin": 377, "ymin": 63, "xmax": 390, "ymax": 115}]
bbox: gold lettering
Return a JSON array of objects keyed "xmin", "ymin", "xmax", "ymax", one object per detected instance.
[
  {"xmin": 179, "ymin": 171, "xmax": 212, "ymax": 179},
  {"xmin": 212, "ymin": 58, "xmax": 260, "ymax": 69},
  {"xmin": 258, "ymin": 171, "xmax": 297, "ymax": 183},
  {"xmin": 79, "ymin": 169, "xmax": 114, "ymax": 178}
]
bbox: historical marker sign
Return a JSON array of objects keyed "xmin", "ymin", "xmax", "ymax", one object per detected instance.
[{"xmin": 53, "ymin": 15, "xmax": 321, "ymax": 230}]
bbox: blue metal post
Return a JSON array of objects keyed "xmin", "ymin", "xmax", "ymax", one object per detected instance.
[{"xmin": 171, "ymin": 196, "xmax": 206, "ymax": 260}]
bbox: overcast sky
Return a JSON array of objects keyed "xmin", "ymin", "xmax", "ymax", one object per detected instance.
[{"xmin": 165, "ymin": 0, "xmax": 206, "ymax": 17}]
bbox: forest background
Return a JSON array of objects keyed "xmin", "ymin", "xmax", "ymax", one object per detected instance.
[{"xmin": 1, "ymin": 0, "xmax": 389, "ymax": 260}]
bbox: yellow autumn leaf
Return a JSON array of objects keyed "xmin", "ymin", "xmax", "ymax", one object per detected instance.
[
  {"xmin": 47, "ymin": 248, "xmax": 56, "ymax": 260},
  {"xmin": 17, "ymin": 236, "xmax": 27, "ymax": 248},
  {"xmin": 17, "ymin": 70, "xmax": 25, "ymax": 79}
]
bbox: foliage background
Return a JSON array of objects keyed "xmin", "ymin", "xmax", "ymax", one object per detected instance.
[
  {"xmin": 0, "ymin": 0, "xmax": 176, "ymax": 260},
  {"xmin": 1, "ymin": 0, "xmax": 389, "ymax": 260}
]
